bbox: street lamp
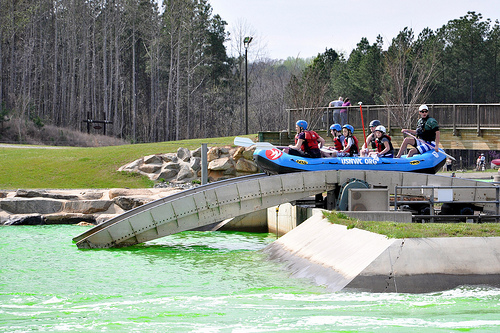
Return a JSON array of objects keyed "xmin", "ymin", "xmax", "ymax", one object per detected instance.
[{"xmin": 244, "ymin": 36, "xmax": 253, "ymax": 135}]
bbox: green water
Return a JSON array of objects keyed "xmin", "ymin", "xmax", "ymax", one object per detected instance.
[{"xmin": 1, "ymin": 226, "xmax": 500, "ymax": 332}]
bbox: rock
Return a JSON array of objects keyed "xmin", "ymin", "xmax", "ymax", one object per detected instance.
[
  {"xmin": 144, "ymin": 154, "xmax": 163, "ymax": 164},
  {"xmin": 108, "ymin": 189, "xmax": 153, "ymax": 199},
  {"xmin": 177, "ymin": 147, "xmax": 191, "ymax": 162},
  {"xmin": 235, "ymin": 158, "xmax": 259, "ymax": 173},
  {"xmin": 161, "ymin": 153, "xmax": 178, "ymax": 163},
  {"xmin": 232, "ymin": 146, "xmax": 245, "ymax": 161},
  {"xmin": 4, "ymin": 214, "xmax": 46, "ymax": 225},
  {"xmin": 118, "ymin": 158, "xmax": 143, "ymax": 171},
  {"xmin": 156, "ymin": 165, "xmax": 179, "ymax": 181},
  {"xmin": 243, "ymin": 147, "xmax": 255, "ymax": 160},
  {"xmin": 45, "ymin": 213, "xmax": 96, "ymax": 225},
  {"xmin": 189, "ymin": 157, "xmax": 201, "ymax": 172},
  {"xmin": 80, "ymin": 191, "xmax": 104, "ymax": 200},
  {"xmin": 113, "ymin": 196, "xmax": 151, "ymax": 211},
  {"xmin": 139, "ymin": 163, "xmax": 162, "ymax": 174},
  {"xmin": 177, "ymin": 164, "xmax": 195, "ymax": 181},
  {"xmin": 64, "ymin": 200, "xmax": 113, "ymax": 214},
  {"xmin": 15, "ymin": 189, "xmax": 79, "ymax": 200},
  {"xmin": 0, "ymin": 198, "xmax": 64, "ymax": 214},
  {"xmin": 208, "ymin": 157, "xmax": 234, "ymax": 171},
  {"xmin": 76, "ymin": 221, "xmax": 94, "ymax": 226},
  {"xmin": 0, "ymin": 192, "xmax": 7, "ymax": 199},
  {"xmin": 191, "ymin": 147, "xmax": 202, "ymax": 158},
  {"xmin": 207, "ymin": 147, "xmax": 220, "ymax": 162}
]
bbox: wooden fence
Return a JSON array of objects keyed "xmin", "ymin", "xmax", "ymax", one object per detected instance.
[{"xmin": 286, "ymin": 104, "xmax": 500, "ymax": 136}]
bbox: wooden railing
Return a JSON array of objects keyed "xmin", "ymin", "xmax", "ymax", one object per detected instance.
[{"xmin": 286, "ymin": 104, "xmax": 500, "ymax": 136}]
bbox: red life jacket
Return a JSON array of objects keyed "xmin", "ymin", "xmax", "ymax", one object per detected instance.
[
  {"xmin": 295, "ymin": 130, "xmax": 320, "ymax": 152},
  {"xmin": 375, "ymin": 134, "xmax": 393, "ymax": 153},
  {"xmin": 333, "ymin": 136, "xmax": 343, "ymax": 150}
]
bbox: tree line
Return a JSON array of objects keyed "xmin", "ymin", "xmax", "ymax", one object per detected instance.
[{"xmin": 1, "ymin": 2, "xmax": 499, "ymax": 143}]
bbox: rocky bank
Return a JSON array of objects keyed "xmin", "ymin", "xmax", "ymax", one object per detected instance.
[{"xmin": 0, "ymin": 145, "xmax": 260, "ymax": 226}]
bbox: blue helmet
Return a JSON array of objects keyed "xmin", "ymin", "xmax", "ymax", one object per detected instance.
[
  {"xmin": 296, "ymin": 120, "xmax": 308, "ymax": 130},
  {"xmin": 369, "ymin": 120, "xmax": 381, "ymax": 127},
  {"xmin": 342, "ymin": 124, "xmax": 354, "ymax": 133},
  {"xmin": 330, "ymin": 123, "xmax": 342, "ymax": 132}
]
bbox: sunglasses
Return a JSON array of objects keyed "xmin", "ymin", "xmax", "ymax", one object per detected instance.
[{"xmin": 419, "ymin": 110, "xmax": 428, "ymax": 113}]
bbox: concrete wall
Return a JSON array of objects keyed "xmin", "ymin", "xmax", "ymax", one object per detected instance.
[{"xmin": 263, "ymin": 212, "xmax": 500, "ymax": 293}]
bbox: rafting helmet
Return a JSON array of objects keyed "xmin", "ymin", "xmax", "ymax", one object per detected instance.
[
  {"xmin": 296, "ymin": 120, "xmax": 308, "ymax": 130},
  {"xmin": 419, "ymin": 104, "xmax": 428, "ymax": 111},
  {"xmin": 342, "ymin": 124, "xmax": 354, "ymax": 134},
  {"xmin": 330, "ymin": 123, "xmax": 342, "ymax": 132},
  {"xmin": 369, "ymin": 120, "xmax": 381, "ymax": 127},
  {"xmin": 375, "ymin": 125, "xmax": 386, "ymax": 133}
]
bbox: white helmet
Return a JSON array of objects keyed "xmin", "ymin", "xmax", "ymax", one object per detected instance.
[
  {"xmin": 419, "ymin": 104, "xmax": 428, "ymax": 111},
  {"xmin": 375, "ymin": 125, "xmax": 386, "ymax": 133}
]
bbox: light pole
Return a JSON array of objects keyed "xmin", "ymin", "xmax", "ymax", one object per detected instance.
[{"xmin": 244, "ymin": 36, "xmax": 253, "ymax": 135}]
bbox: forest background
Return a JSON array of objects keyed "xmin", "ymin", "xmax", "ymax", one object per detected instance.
[{"xmin": 1, "ymin": 0, "xmax": 499, "ymax": 145}]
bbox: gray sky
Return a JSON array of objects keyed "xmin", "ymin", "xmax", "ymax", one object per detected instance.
[{"xmin": 208, "ymin": 0, "xmax": 500, "ymax": 60}]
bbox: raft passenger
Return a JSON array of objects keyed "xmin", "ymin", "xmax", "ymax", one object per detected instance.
[
  {"xmin": 368, "ymin": 125, "xmax": 394, "ymax": 158},
  {"xmin": 360, "ymin": 119, "xmax": 381, "ymax": 157},
  {"xmin": 395, "ymin": 104, "xmax": 440, "ymax": 158},
  {"xmin": 321, "ymin": 123, "xmax": 344, "ymax": 157},
  {"xmin": 285, "ymin": 120, "xmax": 325, "ymax": 158},
  {"xmin": 340, "ymin": 124, "xmax": 359, "ymax": 157}
]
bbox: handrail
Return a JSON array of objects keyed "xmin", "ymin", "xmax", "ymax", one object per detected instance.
[{"xmin": 394, "ymin": 184, "xmax": 500, "ymax": 223}]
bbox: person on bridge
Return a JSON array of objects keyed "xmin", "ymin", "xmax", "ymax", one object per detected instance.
[
  {"xmin": 368, "ymin": 125, "xmax": 394, "ymax": 158},
  {"xmin": 360, "ymin": 119, "xmax": 381, "ymax": 157},
  {"xmin": 285, "ymin": 120, "xmax": 325, "ymax": 158},
  {"xmin": 328, "ymin": 96, "xmax": 344, "ymax": 125},
  {"xmin": 339, "ymin": 124, "xmax": 359, "ymax": 157},
  {"xmin": 395, "ymin": 104, "xmax": 440, "ymax": 158}
]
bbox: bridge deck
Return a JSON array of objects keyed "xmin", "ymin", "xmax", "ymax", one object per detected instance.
[{"xmin": 74, "ymin": 170, "xmax": 498, "ymax": 249}]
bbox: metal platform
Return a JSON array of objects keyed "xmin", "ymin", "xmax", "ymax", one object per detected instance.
[{"xmin": 73, "ymin": 170, "xmax": 498, "ymax": 249}]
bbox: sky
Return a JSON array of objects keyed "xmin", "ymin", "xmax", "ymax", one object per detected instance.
[{"xmin": 207, "ymin": 0, "xmax": 500, "ymax": 60}]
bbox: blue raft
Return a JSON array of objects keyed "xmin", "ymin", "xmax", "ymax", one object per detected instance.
[{"xmin": 253, "ymin": 148, "xmax": 447, "ymax": 175}]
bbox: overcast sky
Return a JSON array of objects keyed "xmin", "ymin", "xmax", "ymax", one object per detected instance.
[{"xmin": 207, "ymin": 0, "xmax": 500, "ymax": 60}]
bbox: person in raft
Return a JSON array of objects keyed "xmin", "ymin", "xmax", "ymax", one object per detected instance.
[
  {"xmin": 339, "ymin": 124, "xmax": 359, "ymax": 157},
  {"xmin": 285, "ymin": 120, "xmax": 325, "ymax": 158},
  {"xmin": 368, "ymin": 125, "xmax": 394, "ymax": 158},
  {"xmin": 321, "ymin": 123, "xmax": 345, "ymax": 157},
  {"xmin": 360, "ymin": 119, "xmax": 381, "ymax": 157},
  {"xmin": 395, "ymin": 104, "xmax": 440, "ymax": 158}
]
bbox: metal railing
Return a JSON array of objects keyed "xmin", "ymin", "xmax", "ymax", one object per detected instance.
[
  {"xmin": 286, "ymin": 104, "xmax": 500, "ymax": 136},
  {"xmin": 394, "ymin": 185, "xmax": 500, "ymax": 223}
]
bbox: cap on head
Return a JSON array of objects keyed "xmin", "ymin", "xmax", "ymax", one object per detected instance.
[
  {"xmin": 375, "ymin": 125, "xmax": 386, "ymax": 133},
  {"xmin": 419, "ymin": 104, "xmax": 428, "ymax": 111},
  {"xmin": 296, "ymin": 120, "xmax": 308, "ymax": 130}
]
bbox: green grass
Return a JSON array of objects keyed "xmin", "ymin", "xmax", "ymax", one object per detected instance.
[
  {"xmin": 324, "ymin": 211, "xmax": 500, "ymax": 238},
  {"xmin": 0, "ymin": 136, "xmax": 252, "ymax": 189}
]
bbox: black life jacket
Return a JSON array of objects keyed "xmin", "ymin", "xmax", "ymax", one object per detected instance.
[{"xmin": 375, "ymin": 134, "xmax": 394, "ymax": 154}]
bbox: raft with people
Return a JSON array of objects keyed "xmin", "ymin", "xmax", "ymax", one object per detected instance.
[{"xmin": 251, "ymin": 146, "xmax": 447, "ymax": 175}]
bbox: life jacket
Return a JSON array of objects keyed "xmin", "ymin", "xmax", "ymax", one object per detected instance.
[
  {"xmin": 343, "ymin": 135, "xmax": 359, "ymax": 156},
  {"xmin": 375, "ymin": 134, "xmax": 394, "ymax": 153},
  {"xmin": 295, "ymin": 130, "xmax": 320, "ymax": 152},
  {"xmin": 333, "ymin": 136, "xmax": 343, "ymax": 150}
]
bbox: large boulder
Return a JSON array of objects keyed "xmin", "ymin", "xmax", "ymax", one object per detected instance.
[
  {"xmin": 108, "ymin": 189, "xmax": 154, "ymax": 199},
  {"xmin": 235, "ymin": 158, "xmax": 259, "ymax": 173},
  {"xmin": 0, "ymin": 198, "xmax": 64, "ymax": 214},
  {"xmin": 63, "ymin": 200, "xmax": 113, "ymax": 214},
  {"xmin": 208, "ymin": 157, "xmax": 234, "ymax": 171},
  {"xmin": 3, "ymin": 214, "xmax": 46, "ymax": 225},
  {"xmin": 177, "ymin": 147, "xmax": 191, "ymax": 162},
  {"xmin": 113, "ymin": 196, "xmax": 152, "ymax": 211}
]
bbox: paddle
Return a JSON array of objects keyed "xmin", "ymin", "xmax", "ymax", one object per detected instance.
[
  {"xmin": 403, "ymin": 132, "xmax": 456, "ymax": 161},
  {"xmin": 234, "ymin": 137, "xmax": 275, "ymax": 149}
]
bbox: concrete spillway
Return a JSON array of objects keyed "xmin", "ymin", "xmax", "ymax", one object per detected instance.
[{"xmin": 264, "ymin": 213, "xmax": 500, "ymax": 293}]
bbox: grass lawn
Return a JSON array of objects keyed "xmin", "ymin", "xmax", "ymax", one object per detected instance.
[
  {"xmin": 0, "ymin": 136, "xmax": 253, "ymax": 189},
  {"xmin": 324, "ymin": 211, "xmax": 500, "ymax": 238}
]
